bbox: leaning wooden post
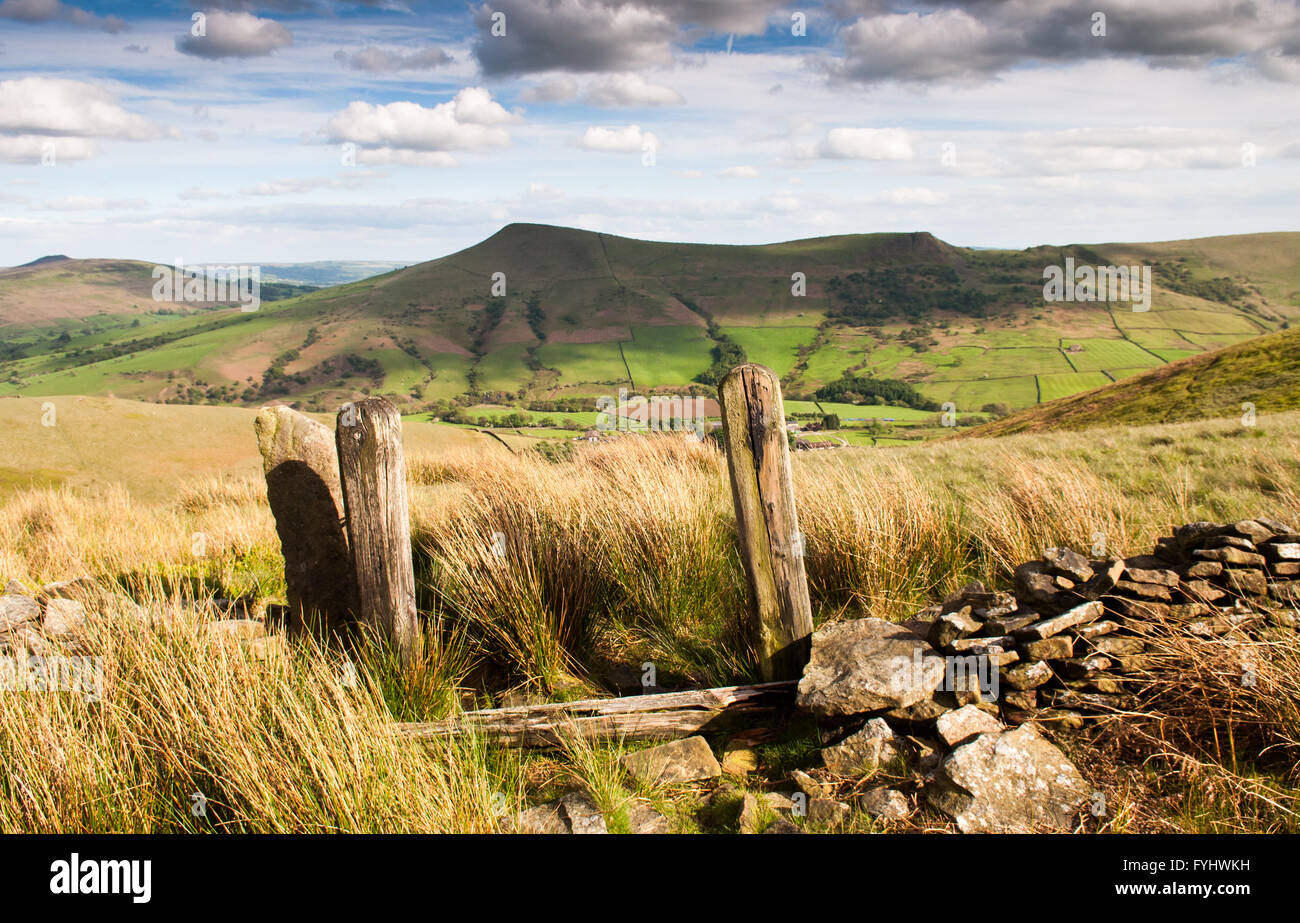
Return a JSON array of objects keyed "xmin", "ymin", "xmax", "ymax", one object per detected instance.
[
  {"xmin": 336, "ymin": 397, "xmax": 419, "ymax": 663},
  {"xmin": 717, "ymin": 363, "xmax": 814, "ymax": 682}
]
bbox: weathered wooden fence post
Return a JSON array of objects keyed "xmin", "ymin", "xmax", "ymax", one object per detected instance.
[
  {"xmin": 335, "ymin": 397, "xmax": 419, "ymax": 663},
  {"xmin": 254, "ymin": 405, "xmax": 359, "ymax": 636},
  {"xmin": 718, "ymin": 363, "xmax": 814, "ymax": 681}
]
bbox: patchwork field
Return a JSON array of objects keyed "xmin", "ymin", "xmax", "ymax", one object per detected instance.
[{"xmin": 4, "ymin": 226, "xmax": 1299, "ymax": 428}]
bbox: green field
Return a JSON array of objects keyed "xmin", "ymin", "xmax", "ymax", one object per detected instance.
[
  {"xmin": 534, "ymin": 341, "xmax": 630, "ymax": 385},
  {"xmin": 620, "ymin": 325, "xmax": 714, "ymax": 388},
  {"xmin": 1060, "ymin": 338, "xmax": 1162, "ymax": 373},
  {"xmin": 721, "ymin": 326, "xmax": 818, "ymax": 377},
  {"xmin": 1037, "ymin": 371, "xmax": 1113, "ymax": 402},
  {"xmin": 920, "ymin": 376, "xmax": 1040, "ymax": 411},
  {"xmin": 476, "ymin": 347, "xmax": 534, "ymax": 393}
]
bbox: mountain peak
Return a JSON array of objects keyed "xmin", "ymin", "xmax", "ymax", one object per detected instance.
[{"xmin": 16, "ymin": 255, "xmax": 71, "ymax": 268}]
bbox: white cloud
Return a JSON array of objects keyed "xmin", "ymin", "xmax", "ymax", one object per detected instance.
[
  {"xmin": 0, "ymin": 77, "xmax": 160, "ymax": 140},
  {"xmin": 322, "ymin": 88, "xmax": 518, "ymax": 165},
  {"xmin": 0, "ymin": 77, "xmax": 161, "ymax": 162},
  {"xmin": 175, "ymin": 11, "xmax": 292, "ymax": 60},
  {"xmin": 720, "ymin": 165, "xmax": 758, "ymax": 178},
  {"xmin": 578, "ymin": 124, "xmax": 659, "ymax": 153},
  {"xmin": 582, "ymin": 73, "xmax": 684, "ymax": 106},
  {"xmin": 809, "ymin": 127, "xmax": 914, "ymax": 160}
]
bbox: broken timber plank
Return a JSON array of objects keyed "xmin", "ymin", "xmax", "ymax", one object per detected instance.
[{"xmin": 394, "ymin": 680, "xmax": 797, "ymax": 748}]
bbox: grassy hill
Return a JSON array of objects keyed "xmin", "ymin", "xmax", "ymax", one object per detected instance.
[
  {"xmin": 2, "ymin": 225, "xmax": 1297, "ymax": 416},
  {"xmin": 961, "ymin": 325, "xmax": 1300, "ymax": 437},
  {"xmin": 0, "ymin": 395, "xmax": 498, "ymax": 501}
]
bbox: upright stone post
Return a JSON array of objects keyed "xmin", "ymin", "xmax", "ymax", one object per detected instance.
[
  {"xmin": 717, "ymin": 363, "xmax": 814, "ymax": 681},
  {"xmin": 254, "ymin": 405, "xmax": 359, "ymax": 636}
]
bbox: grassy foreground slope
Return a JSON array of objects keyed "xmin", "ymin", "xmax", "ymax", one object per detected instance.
[
  {"xmin": 3, "ymin": 415, "xmax": 1300, "ymax": 832},
  {"xmin": 0, "ymin": 395, "xmax": 498, "ymax": 501},
  {"xmin": 963, "ymin": 325, "xmax": 1300, "ymax": 437}
]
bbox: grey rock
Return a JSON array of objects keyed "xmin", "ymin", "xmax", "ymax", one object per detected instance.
[
  {"xmin": 620, "ymin": 736, "xmax": 721, "ymax": 785},
  {"xmin": 927, "ymin": 608, "xmax": 981, "ymax": 649},
  {"xmin": 762, "ymin": 817, "xmax": 801, "ymax": 834},
  {"xmin": 822, "ymin": 717, "xmax": 904, "ymax": 774},
  {"xmin": 628, "ymin": 803, "xmax": 671, "ymax": 834},
  {"xmin": 1043, "ymin": 547, "xmax": 1094, "ymax": 583},
  {"xmin": 1225, "ymin": 569, "xmax": 1267, "ymax": 596},
  {"xmin": 797, "ymin": 618, "xmax": 947, "ymax": 717},
  {"xmin": 0, "ymin": 594, "xmax": 39, "ymax": 632},
  {"xmin": 790, "ymin": 769, "xmax": 828, "ymax": 800},
  {"xmin": 508, "ymin": 802, "xmax": 568, "ymax": 834},
  {"xmin": 1058, "ymin": 654, "xmax": 1111, "ymax": 679},
  {"xmin": 42, "ymin": 597, "xmax": 85, "ymax": 638},
  {"xmin": 1013, "ymin": 600, "xmax": 1104, "ymax": 641},
  {"xmin": 1218, "ymin": 519, "xmax": 1276, "ymax": 545},
  {"xmin": 1175, "ymin": 521, "xmax": 1223, "ymax": 550},
  {"xmin": 935, "ymin": 704, "xmax": 1004, "ymax": 748},
  {"xmin": 1114, "ymin": 579, "xmax": 1172, "ymax": 601},
  {"xmin": 926, "ymin": 724, "xmax": 1089, "ymax": 833},
  {"xmin": 1002, "ymin": 660, "xmax": 1053, "ymax": 690},
  {"xmin": 255, "ymin": 405, "xmax": 359, "ymax": 635},
  {"xmin": 1192, "ymin": 547, "xmax": 1266, "ymax": 568},
  {"xmin": 1014, "ymin": 561, "xmax": 1066, "ymax": 612},
  {"xmin": 859, "ymin": 787, "xmax": 910, "ymax": 820},
  {"xmin": 984, "ymin": 611, "xmax": 1039, "ymax": 635},
  {"xmin": 1122, "ymin": 563, "xmax": 1179, "ymax": 586},
  {"xmin": 1084, "ymin": 636, "xmax": 1145, "ymax": 656},
  {"xmin": 559, "ymin": 792, "xmax": 608, "ymax": 834},
  {"xmin": 1073, "ymin": 620, "xmax": 1119, "ymax": 641},
  {"xmin": 1020, "ymin": 635, "xmax": 1073, "ymax": 661},
  {"xmin": 807, "ymin": 797, "xmax": 850, "ymax": 827}
]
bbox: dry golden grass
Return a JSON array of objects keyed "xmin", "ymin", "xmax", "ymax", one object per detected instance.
[{"xmin": 2, "ymin": 411, "xmax": 1299, "ymax": 832}]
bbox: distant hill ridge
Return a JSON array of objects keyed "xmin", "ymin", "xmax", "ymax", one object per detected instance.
[{"xmin": 1, "ymin": 224, "xmax": 1297, "ymax": 416}]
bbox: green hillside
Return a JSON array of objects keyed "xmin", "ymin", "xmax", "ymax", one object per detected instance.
[
  {"xmin": 960, "ymin": 325, "xmax": 1300, "ymax": 437},
  {"xmin": 2, "ymin": 225, "xmax": 1298, "ymax": 416}
]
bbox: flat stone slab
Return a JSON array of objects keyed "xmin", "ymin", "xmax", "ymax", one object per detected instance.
[
  {"xmin": 935, "ymin": 704, "xmax": 1004, "ymax": 748},
  {"xmin": 927, "ymin": 724, "xmax": 1089, "ymax": 833},
  {"xmin": 797, "ymin": 618, "xmax": 947, "ymax": 717},
  {"xmin": 620, "ymin": 736, "xmax": 721, "ymax": 786}
]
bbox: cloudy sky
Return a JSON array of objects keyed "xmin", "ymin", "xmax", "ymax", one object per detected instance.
[{"xmin": 1, "ymin": 0, "xmax": 1299, "ymax": 263}]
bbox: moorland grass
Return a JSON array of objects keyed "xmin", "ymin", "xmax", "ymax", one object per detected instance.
[{"xmin": 3, "ymin": 412, "xmax": 1300, "ymax": 831}]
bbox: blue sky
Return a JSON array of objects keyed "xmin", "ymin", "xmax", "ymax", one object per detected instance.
[{"xmin": 1, "ymin": 0, "xmax": 1299, "ymax": 263}]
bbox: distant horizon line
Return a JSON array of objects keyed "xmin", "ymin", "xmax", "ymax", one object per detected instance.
[{"xmin": 6, "ymin": 224, "xmax": 1300, "ymax": 271}]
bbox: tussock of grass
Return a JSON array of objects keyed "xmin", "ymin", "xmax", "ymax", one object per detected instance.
[
  {"xmin": 0, "ymin": 604, "xmax": 507, "ymax": 833},
  {"xmin": 3, "ymin": 411, "xmax": 1300, "ymax": 831}
]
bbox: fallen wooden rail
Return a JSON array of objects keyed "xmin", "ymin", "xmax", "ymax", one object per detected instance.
[{"xmin": 394, "ymin": 681, "xmax": 797, "ymax": 748}]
